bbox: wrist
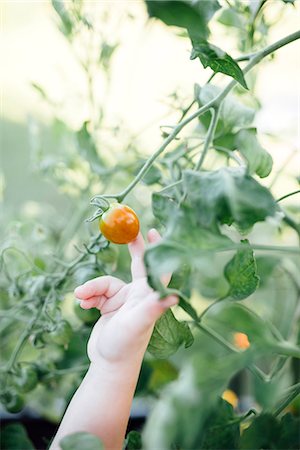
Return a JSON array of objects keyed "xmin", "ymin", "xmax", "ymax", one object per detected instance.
[{"xmin": 87, "ymin": 354, "xmax": 144, "ymax": 385}]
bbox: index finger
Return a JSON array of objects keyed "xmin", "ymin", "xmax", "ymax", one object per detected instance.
[{"xmin": 128, "ymin": 232, "xmax": 146, "ymax": 280}]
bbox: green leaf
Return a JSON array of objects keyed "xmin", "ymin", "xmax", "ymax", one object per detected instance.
[
  {"xmin": 191, "ymin": 41, "xmax": 248, "ymax": 89},
  {"xmin": 235, "ymin": 128, "xmax": 273, "ymax": 178},
  {"xmin": 125, "ymin": 431, "xmax": 142, "ymax": 450},
  {"xmin": 200, "ymin": 398, "xmax": 240, "ymax": 449},
  {"xmin": 224, "ymin": 239, "xmax": 259, "ymax": 300},
  {"xmin": 239, "ymin": 414, "xmax": 280, "ymax": 449},
  {"xmin": 196, "ymin": 84, "xmax": 255, "ymax": 134},
  {"xmin": 152, "ymin": 190, "xmax": 180, "ymax": 226},
  {"xmin": 0, "ymin": 424, "xmax": 35, "ymax": 450},
  {"xmin": 145, "ymin": 0, "xmax": 220, "ymax": 40},
  {"xmin": 183, "ymin": 167, "xmax": 277, "ymax": 231},
  {"xmin": 60, "ymin": 432, "xmax": 103, "ymax": 450},
  {"xmin": 148, "ymin": 309, "xmax": 194, "ymax": 358}
]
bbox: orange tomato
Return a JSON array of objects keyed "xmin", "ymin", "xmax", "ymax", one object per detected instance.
[
  {"xmin": 234, "ymin": 332, "xmax": 250, "ymax": 350},
  {"xmin": 99, "ymin": 203, "xmax": 140, "ymax": 244}
]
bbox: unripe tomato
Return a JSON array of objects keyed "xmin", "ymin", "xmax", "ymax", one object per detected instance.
[
  {"xmin": 99, "ymin": 203, "xmax": 140, "ymax": 244},
  {"xmin": 74, "ymin": 302, "xmax": 101, "ymax": 325},
  {"xmin": 1, "ymin": 390, "xmax": 24, "ymax": 414},
  {"xmin": 42, "ymin": 320, "xmax": 73, "ymax": 346},
  {"xmin": 14, "ymin": 363, "xmax": 38, "ymax": 393}
]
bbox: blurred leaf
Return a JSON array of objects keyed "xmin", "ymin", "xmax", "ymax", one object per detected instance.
[
  {"xmin": 148, "ymin": 309, "xmax": 194, "ymax": 358},
  {"xmin": 143, "ymin": 350, "xmax": 251, "ymax": 449},
  {"xmin": 99, "ymin": 42, "xmax": 119, "ymax": 71},
  {"xmin": 200, "ymin": 398, "xmax": 240, "ymax": 449},
  {"xmin": 124, "ymin": 431, "xmax": 142, "ymax": 450},
  {"xmin": 0, "ymin": 423, "xmax": 34, "ymax": 450},
  {"xmin": 235, "ymin": 128, "xmax": 273, "ymax": 178},
  {"xmin": 218, "ymin": 8, "xmax": 245, "ymax": 28},
  {"xmin": 51, "ymin": 0, "xmax": 73, "ymax": 37},
  {"xmin": 60, "ymin": 432, "xmax": 103, "ymax": 450},
  {"xmin": 152, "ymin": 190, "xmax": 178, "ymax": 226},
  {"xmin": 76, "ymin": 122, "xmax": 105, "ymax": 174},
  {"xmin": 134, "ymin": 161, "xmax": 161, "ymax": 185},
  {"xmin": 183, "ymin": 167, "xmax": 276, "ymax": 231},
  {"xmin": 255, "ymin": 256, "xmax": 280, "ymax": 288},
  {"xmin": 145, "ymin": 0, "xmax": 221, "ymax": 40},
  {"xmin": 148, "ymin": 359, "xmax": 179, "ymax": 391},
  {"xmin": 239, "ymin": 414, "xmax": 280, "ymax": 449},
  {"xmin": 191, "ymin": 41, "xmax": 248, "ymax": 89},
  {"xmin": 224, "ymin": 240, "xmax": 259, "ymax": 300}
]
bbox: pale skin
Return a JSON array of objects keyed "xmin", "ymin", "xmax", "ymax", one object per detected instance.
[{"xmin": 49, "ymin": 229, "xmax": 178, "ymax": 450}]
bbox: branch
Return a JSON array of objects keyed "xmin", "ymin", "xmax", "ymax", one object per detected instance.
[
  {"xmin": 195, "ymin": 106, "xmax": 220, "ymax": 171},
  {"xmin": 94, "ymin": 29, "xmax": 300, "ymax": 203},
  {"xmin": 276, "ymin": 189, "xmax": 300, "ymax": 203}
]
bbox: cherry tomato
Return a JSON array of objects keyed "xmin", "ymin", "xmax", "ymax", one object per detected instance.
[
  {"xmin": 1, "ymin": 390, "xmax": 24, "ymax": 414},
  {"xmin": 233, "ymin": 332, "xmax": 250, "ymax": 350},
  {"xmin": 74, "ymin": 302, "xmax": 101, "ymax": 325},
  {"xmin": 99, "ymin": 203, "xmax": 140, "ymax": 244},
  {"xmin": 42, "ymin": 320, "xmax": 73, "ymax": 346}
]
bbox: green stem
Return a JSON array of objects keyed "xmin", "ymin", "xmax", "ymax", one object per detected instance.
[
  {"xmin": 270, "ymin": 341, "xmax": 300, "ymax": 359},
  {"xmin": 5, "ymin": 307, "xmax": 43, "ymax": 372},
  {"xmin": 99, "ymin": 29, "xmax": 300, "ymax": 202},
  {"xmin": 273, "ymin": 382, "xmax": 300, "ymax": 417},
  {"xmin": 276, "ymin": 190, "xmax": 300, "ymax": 203},
  {"xmin": 195, "ymin": 106, "xmax": 220, "ymax": 171},
  {"xmin": 45, "ymin": 364, "xmax": 89, "ymax": 378}
]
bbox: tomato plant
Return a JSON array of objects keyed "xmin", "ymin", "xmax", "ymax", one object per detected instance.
[{"xmin": 1, "ymin": 1, "xmax": 300, "ymax": 449}]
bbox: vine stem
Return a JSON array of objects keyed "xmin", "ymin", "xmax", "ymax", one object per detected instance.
[
  {"xmin": 276, "ymin": 189, "xmax": 300, "ymax": 203},
  {"xmin": 97, "ymin": 29, "xmax": 300, "ymax": 203},
  {"xmin": 195, "ymin": 106, "xmax": 220, "ymax": 171}
]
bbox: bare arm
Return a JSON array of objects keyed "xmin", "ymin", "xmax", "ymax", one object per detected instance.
[{"xmin": 50, "ymin": 230, "xmax": 177, "ymax": 450}]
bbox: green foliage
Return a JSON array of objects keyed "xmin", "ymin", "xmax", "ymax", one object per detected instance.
[
  {"xmin": 240, "ymin": 413, "xmax": 300, "ymax": 450},
  {"xmin": 148, "ymin": 309, "xmax": 194, "ymax": 358},
  {"xmin": 145, "ymin": 0, "xmax": 220, "ymax": 40},
  {"xmin": 184, "ymin": 167, "xmax": 276, "ymax": 230},
  {"xmin": 124, "ymin": 430, "xmax": 142, "ymax": 450},
  {"xmin": 235, "ymin": 128, "xmax": 273, "ymax": 178},
  {"xmin": 224, "ymin": 240, "xmax": 260, "ymax": 300},
  {"xmin": 143, "ymin": 350, "xmax": 251, "ymax": 449},
  {"xmin": 60, "ymin": 432, "xmax": 103, "ymax": 450},
  {"xmin": 191, "ymin": 40, "xmax": 248, "ymax": 89},
  {"xmin": 199, "ymin": 398, "xmax": 240, "ymax": 449},
  {"xmin": 0, "ymin": 423, "xmax": 34, "ymax": 450}
]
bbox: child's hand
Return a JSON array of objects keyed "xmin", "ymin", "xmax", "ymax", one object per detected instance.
[{"xmin": 74, "ymin": 229, "xmax": 178, "ymax": 367}]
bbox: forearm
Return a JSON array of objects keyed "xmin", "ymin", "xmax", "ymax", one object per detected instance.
[{"xmin": 49, "ymin": 357, "xmax": 144, "ymax": 450}]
